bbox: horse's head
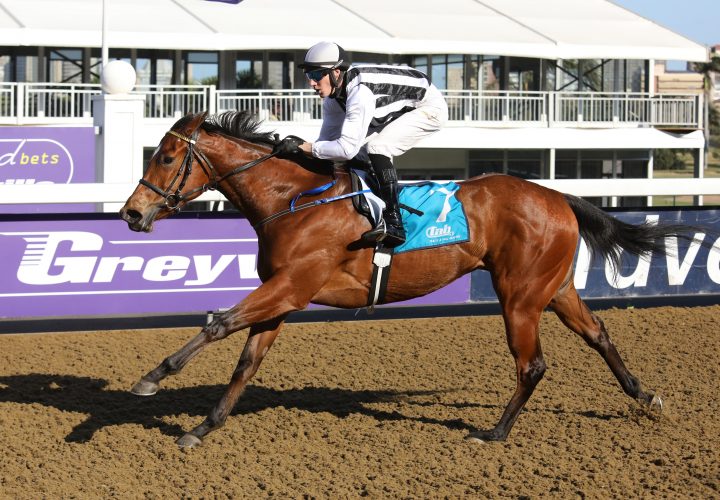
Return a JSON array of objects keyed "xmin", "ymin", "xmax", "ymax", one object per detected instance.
[{"xmin": 120, "ymin": 112, "xmax": 211, "ymax": 232}]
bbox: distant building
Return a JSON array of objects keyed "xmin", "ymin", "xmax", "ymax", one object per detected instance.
[
  {"xmin": 712, "ymin": 45, "xmax": 720, "ymax": 104},
  {"xmin": 654, "ymin": 62, "xmax": 704, "ymax": 95},
  {"xmin": 0, "ymin": 0, "xmax": 712, "ymax": 208}
]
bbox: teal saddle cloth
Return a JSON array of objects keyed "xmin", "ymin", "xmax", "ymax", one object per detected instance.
[{"xmin": 394, "ymin": 181, "xmax": 469, "ymax": 254}]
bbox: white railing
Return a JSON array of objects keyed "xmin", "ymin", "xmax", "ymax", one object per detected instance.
[
  {"xmin": 553, "ymin": 92, "xmax": 701, "ymax": 127},
  {"xmin": 24, "ymin": 82, "xmax": 98, "ymax": 123},
  {"xmin": 0, "ymin": 83, "xmax": 215, "ymax": 123},
  {"xmin": 139, "ymin": 84, "xmax": 215, "ymax": 119},
  {"xmin": 0, "ymin": 83, "xmax": 16, "ymax": 117},
  {"xmin": 0, "ymin": 83, "xmax": 703, "ymax": 129},
  {"xmin": 443, "ymin": 90, "xmax": 547, "ymax": 125},
  {"xmin": 216, "ymin": 89, "xmax": 322, "ymax": 121}
]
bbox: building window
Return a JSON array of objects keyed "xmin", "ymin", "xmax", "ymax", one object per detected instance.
[
  {"xmin": 236, "ymin": 59, "xmax": 262, "ymax": 89},
  {"xmin": 133, "ymin": 58, "xmax": 152, "ymax": 85},
  {"xmin": 548, "ymin": 59, "xmax": 647, "ymax": 93},
  {"xmin": 506, "ymin": 57, "xmax": 539, "ymax": 91},
  {"xmin": 185, "ymin": 51, "xmax": 218, "ymax": 85},
  {"xmin": 411, "ymin": 55, "xmax": 464, "ymax": 89},
  {"xmin": 469, "ymin": 150, "xmax": 504, "ymax": 176},
  {"xmin": 556, "ymin": 149, "xmax": 650, "ymax": 207},
  {"xmin": 0, "ymin": 55, "xmax": 11, "ymax": 82},
  {"xmin": 556, "ymin": 150, "xmax": 579, "ymax": 179},
  {"xmin": 626, "ymin": 60, "xmax": 646, "ymax": 92},
  {"xmin": 48, "ymin": 49, "xmax": 83, "ymax": 83},
  {"xmin": 507, "ymin": 150, "xmax": 542, "ymax": 179},
  {"xmin": 267, "ymin": 53, "xmax": 294, "ymax": 89},
  {"xmin": 398, "ymin": 170, "xmax": 464, "ymax": 181},
  {"xmin": 413, "ymin": 56, "xmax": 427, "ymax": 75},
  {"xmin": 468, "ymin": 149, "xmax": 542, "ymax": 179},
  {"xmin": 432, "ymin": 55, "xmax": 448, "ymax": 88}
]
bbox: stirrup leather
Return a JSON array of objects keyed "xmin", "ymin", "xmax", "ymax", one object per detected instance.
[{"xmin": 362, "ymin": 219, "xmax": 388, "ymax": 243}]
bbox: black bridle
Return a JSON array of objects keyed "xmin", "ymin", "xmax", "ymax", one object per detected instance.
[
  {"xmin": 139, "ymin": 129, "xmax": 278, "ymax": 211},
  {"xmin": 139, "ymin": 127, "xmax": 365, "ymax": 230}
]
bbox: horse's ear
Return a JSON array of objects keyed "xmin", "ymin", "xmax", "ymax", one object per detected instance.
[{"xmin": 183, "ymin": 111, "xmax": 209, "ymax": 136}]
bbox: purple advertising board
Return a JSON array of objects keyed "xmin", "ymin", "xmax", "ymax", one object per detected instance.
[
  {"xmin": 471, "ymin": 208, "xmax": 720, "ymax": 301},
  {"xmin": 0, "ymin": 214, "xmax": 470, "ymax": 320},
  {"xmin": 2, "ymin": 208, "xmax": 719, "ymax": 322},
  {"xmin": 0, "ymin": 126, "xmax": 96, "ymax": 213}
]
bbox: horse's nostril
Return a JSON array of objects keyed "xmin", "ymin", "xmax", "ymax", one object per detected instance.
[{"xmin": 122, "ymin": 209, "xmax": 142, "ymax": 222}]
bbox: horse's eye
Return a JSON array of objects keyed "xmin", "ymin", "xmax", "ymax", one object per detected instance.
[{"xmin": 162, "ymin": 156, "xmax": 174, "ymax": 165}]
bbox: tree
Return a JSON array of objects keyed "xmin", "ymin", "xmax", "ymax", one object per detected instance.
[
  {"xmin": 692, "ymin": 55, "xmax": 720, "ymax": 166},
  {"xmin": 653, "ymin": 148, "xmax": 686, "ymax": 170},
  {"xmin": 236, "ymin": 69, "xmax": 262, "ymax": 89},
  {"xmin": 709, "ymin": 99, "xmax": 719, "ymax": 137}
]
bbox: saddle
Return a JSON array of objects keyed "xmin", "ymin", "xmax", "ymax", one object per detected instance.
[
  {"xmin": 349, "ymin": 166, "xmax": 382, "ymax": 227},
  {"xmin": 345, "ymin": 159, "xmax": 423, "ymax": 227},
  {"xmin": 343, "ymin": 160, "xmax": 427, "ymax": 312}
]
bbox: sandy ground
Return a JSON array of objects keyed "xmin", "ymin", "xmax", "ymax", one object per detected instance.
[{"xmin": 0, "ymin": 305, "xmax": 718, "ymax": 498}]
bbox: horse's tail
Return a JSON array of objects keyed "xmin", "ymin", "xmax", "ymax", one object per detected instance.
[{"xmin": 563, "ymin": 194, "xmax": 701, "ymax": 270}]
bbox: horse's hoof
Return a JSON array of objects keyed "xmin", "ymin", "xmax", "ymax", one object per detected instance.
[
  {"xmin": 649, "ymin": 394, "xmax": 664, "ymax": 412},
  {"xmin": 176, "ymin": 434, "xmax": 202, "ymax": 449},
  {"xmin": 465, "ymin": 430, "xmax": 504, "ymax": 443},
  {"xmin": 465, "ymin": 433, "xmax": 487, "ymax": 444},
  {"xmin": 130, "ymin": 379, "xmax": 158, "ymax": 396}
]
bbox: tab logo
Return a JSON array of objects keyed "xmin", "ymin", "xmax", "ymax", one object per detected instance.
[{"xmin": 426, "ymin": 224, "xmax": 455, "ymax": 239}]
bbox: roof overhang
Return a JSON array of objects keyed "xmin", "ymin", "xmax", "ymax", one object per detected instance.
[{"xmin": 0, "ymin": 0, "xmax": 709, "ymax": 62}]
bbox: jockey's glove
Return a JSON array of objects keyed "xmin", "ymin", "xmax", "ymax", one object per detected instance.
[{"xmin": 273, "ymin": 135, "xmax": 305, "ymax": 157}]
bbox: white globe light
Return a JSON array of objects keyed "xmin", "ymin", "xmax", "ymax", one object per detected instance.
[{"xmin": 101, "ymin": 60, "xmax": 137, "ymax": 94}]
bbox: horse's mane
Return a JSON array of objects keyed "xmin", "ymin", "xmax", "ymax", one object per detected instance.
[
  {"xmin": 201, "ymin": 111, "xmax": 277, "ymax": 146},
  {"xmin": 173, "ymin": 111, "xmax": 275, "ymax": 146},
  {"xmin": 176, "ymin": 111, "xmax": 334, "ymax": 174}
]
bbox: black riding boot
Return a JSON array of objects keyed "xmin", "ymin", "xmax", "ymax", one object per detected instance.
[{"xmin": 362, "ymin": 154, "xmax": 406, "ymax": 248}]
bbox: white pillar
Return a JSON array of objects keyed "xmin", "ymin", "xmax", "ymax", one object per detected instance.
[
  {"xmin": 648, "ymin": 59, "xmax": 655, "ymax": 95},
  {"xmin": 647, "ymin": 150, "xmax": 654, "ymax": 207},
  {"xmin": 101, "ymin": 0, "xmax": 109, "ymax": 69},
  {"xmin": 92, "ymin": 60, "xmax": 144, "ymax": 212},
  {"xmin": 695, "ymin": 148, "xmax": 705, "ymax": 206}
]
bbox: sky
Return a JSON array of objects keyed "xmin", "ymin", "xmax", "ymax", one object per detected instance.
[{"xmin": 611, "ymin": 0, "xmax": 718, "ymax": 47}]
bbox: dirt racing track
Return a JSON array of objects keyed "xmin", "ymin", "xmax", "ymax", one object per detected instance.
[{"xmin": 0, "ymin": 305, "xmax": 718, "ymax": 497}]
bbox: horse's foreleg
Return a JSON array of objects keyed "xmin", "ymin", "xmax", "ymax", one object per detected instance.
[
  {"xmin": 550, "ymin": 285, "xmax": 661, "ymax": 409},
  {"xmin": 176, "ymin": 316, "xmax": 286, "ymax": 448},
  {"xmin": 131, "ymin": 274, "xmax": 315, "ymax": 396},
  {"xmin": 130, "ymin": 314, "xmax": 237, "ymax": 396},
  {"xmin": 467, "ymin": 306, "xmax": 546, "ymax": 442}
]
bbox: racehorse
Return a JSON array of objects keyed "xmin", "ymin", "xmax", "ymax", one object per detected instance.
[{"xmin": 120, "ymin": 111, "xmax": 691, "ymax": 448}]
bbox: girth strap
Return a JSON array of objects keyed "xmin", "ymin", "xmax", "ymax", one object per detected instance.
[{"xmin": 367, "ymin": 246, "xmax": 393, "ymax": 312}]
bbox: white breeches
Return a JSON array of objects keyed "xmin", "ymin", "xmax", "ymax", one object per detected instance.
[{"xmin": 365, "ymin": 90, "xmax": 448, "ymax": 159}]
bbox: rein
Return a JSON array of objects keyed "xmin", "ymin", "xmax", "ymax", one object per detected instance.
[
  {"xmin": 253, "ymin": 181, "xmax": 370, "ymax": 229},
  {"xmin": 140, "ymin": 128, "xmax": 370, "ymax": 227},
  {"xmin": 139, "ymin": 129, "xmax": 279, "ymax": 211}
]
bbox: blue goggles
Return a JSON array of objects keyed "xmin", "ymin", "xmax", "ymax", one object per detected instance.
[{"xmin": 305, "ymin": 68, "xmax": 330, "ymax": 82}]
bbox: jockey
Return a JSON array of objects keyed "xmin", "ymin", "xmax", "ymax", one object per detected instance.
[{"xmin": 275, "ymin": 41, "xmax": 448, "ymax": 248}]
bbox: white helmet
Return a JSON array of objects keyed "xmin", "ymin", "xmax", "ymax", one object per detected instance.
[{"xmin": 299, "ymin": 41, "xmax": 350, "ymax": 71}]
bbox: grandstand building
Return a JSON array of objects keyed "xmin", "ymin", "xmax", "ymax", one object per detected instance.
[{"xmin": 0, "ymin": 0, "xmax": 711, "ymax": 208}]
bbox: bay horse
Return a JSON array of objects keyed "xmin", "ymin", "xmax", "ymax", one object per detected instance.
[{"xmin": 120, "ymin": 111, "xmax": 689, "ymax": 448}]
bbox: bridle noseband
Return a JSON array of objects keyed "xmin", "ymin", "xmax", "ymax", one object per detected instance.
[{"xmin": 139, "ymin": 129, "xmax": 278, "ymax": 211}]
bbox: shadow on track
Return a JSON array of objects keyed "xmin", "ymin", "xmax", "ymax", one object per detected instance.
[{"xmin": 0, "ymin": 373, "xmax": 486, "ymax": 443}]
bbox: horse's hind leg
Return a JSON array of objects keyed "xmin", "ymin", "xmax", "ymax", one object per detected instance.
[
  {"xmin": 549, "ymin": 282, "xmax": 661, "ymax": 410},
  {"xmin": 467, "ymin": 297, "xmax": 547, "ymax": 442},
  {"xmin": 176, "ymin": 316, "xmax": 286, "ymax": 448},
  {"xmin": 130, "ymin": 313, "xmax": 238, "ymax": 396}
]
